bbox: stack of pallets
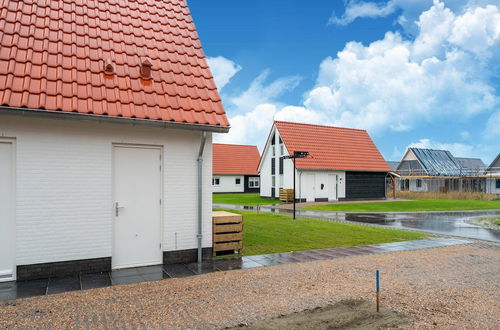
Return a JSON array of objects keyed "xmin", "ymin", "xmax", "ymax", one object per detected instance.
[{"xmin": 212, "ymin": 211, "xmax": 243, "ymax": 256}]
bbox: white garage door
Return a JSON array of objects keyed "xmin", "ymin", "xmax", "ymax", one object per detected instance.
[
  {"xmin": 0, "ymin": 140, "xmax": 15, "ymax": 282},
  {"xmin": 113, "ymin": 145, "xmax": 162, "ymax": 269}
]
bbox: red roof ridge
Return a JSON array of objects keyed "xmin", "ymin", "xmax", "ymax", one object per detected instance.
[
  {"xmin": 213, "ymin": 143, "xmax": 258, "ymax": 147},
  {"xmin": 274, "ymin": 120, "xmax": 367, "ymax": 132}
]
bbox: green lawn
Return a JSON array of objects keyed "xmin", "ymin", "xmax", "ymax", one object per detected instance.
[
  {"xmin": 303, "ymin": 199, "xmax": 500, "ymax": 212},
  {"xmin": 213, "ymin": 193, "xmax": 281, "ymax": 206},
  {"xmin": 221, "ymin": 210, "xmax": 429, "ymax": 256}
]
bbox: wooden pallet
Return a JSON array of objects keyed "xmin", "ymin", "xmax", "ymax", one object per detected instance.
[
  {"xmin": 212, "ymin": 211, "xmax": 243, "ymax": 256},
  {"xmin": 279, "ymin": 188, "xmax": 294, "ymax": 202}
]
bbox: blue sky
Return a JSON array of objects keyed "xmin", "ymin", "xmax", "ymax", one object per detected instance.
[{"xmin": 189, "ymin": 0, "xmax": 500, "ymax": 164}]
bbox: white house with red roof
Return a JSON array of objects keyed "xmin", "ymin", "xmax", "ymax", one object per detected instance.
[
  {"xmin": 258, "ymin": 121, "xmax": 391, "ymax": 202},
  {"xmin": 0, "ymin": 0, "xmax": 229, "ymax": 281},
  {"xmin": 212, "ymin": 144, "xmax": 261, "ymax": 193}
]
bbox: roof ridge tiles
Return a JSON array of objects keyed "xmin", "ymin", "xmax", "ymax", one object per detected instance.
[{"xmin": 274, "ymin": 120, "xmax": 367, "ymax": 132}]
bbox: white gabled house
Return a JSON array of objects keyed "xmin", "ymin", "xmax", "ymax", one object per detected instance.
[
  {"xmin": 258, "ymin": 121, "xmax": 391, "ymax": 202},
  {"xmin": 0, "ymin": 0, "xmax": 229, "ymax": 281},
  {"xmin": 212, "ymin": 144, "xmax": 261, "ymax": 193}
]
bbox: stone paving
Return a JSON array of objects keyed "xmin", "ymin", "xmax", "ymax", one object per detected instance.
[
  {"xmin": 0, "ymin": 238, "xmax": 467, "ymax": 302},
  {"xmin": 0, "ymin": 240, "xmax": 498, "ymax": 328}
]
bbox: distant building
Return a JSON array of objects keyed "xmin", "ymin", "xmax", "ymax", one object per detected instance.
[
  {"xmin": 387, "ymin": 161, "xmax": 400, "ymax": 171},
  {"xmin": 396, "ymin": 148, "xmax": 492, "ymax": 193},
  {"xmin": 485, "ymin": 153, "xmax": 500, "ymax": 194},
  {"xmin": 212, "ymin": 144, "xmax": 261, "ymax": 193},
  {"xmin": 258, "ymin": 121, "xmax": 390, "ymax": 202}
]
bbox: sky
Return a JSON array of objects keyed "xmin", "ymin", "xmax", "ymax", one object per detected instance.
[{"xmin": 189, "ymin": 0, "xmax": 500, "ymax": 164}]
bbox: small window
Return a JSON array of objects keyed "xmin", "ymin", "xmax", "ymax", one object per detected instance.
[
  {"xmin": 416, "ymin": 179, "xmax": 422, "ymax": 188},
  {"xmin": 280, "ymin": 144, "xmax": 284, "ymax": 155},
  {"xmin": 271, "ymin": 158, "xmax": 275, "ymax": 175},
  {"xmin": 279, "ymin": 157, "xmax": 284, "ymax": 175},
  {"xmin": 272, "ymin": 175, "xmax": 276, "ymax": 187},
  {"xmin": 272, "ymin": 146, "xmax": 275, "ymax": 156},
  {"xmin": 271, "ymin": 134, "xmax": 276, "ymax": 145},
  {"xmin": 212, "ymin": 177, "xmax": 220, "ymax": 186},
  {"xmin": 235, "ymin": 178, "xmax": 241, "ymax": 185},
  {"xmin": 496, "ymin": 179, "xmax": 500, "ymax": 189},
  {"xmin": 249, "ymin": 177, "xmax": 260, "ymax": 188}
]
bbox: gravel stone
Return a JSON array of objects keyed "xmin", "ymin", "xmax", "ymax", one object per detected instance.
[{"xmin": 0, "ymin": 242, "xmax": 498, "ymax": 329}]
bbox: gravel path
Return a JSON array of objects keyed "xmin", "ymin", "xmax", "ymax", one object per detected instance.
[{"xmin": 1, "ymin": 242, "xmax": 499, "ymax": 329}]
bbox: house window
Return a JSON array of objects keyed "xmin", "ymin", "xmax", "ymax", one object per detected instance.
[
  {"xmin": 249, "ymin": 177, "xmax": 260, "ymax": 188},
  {"xmin": 235, "ymin": 178, "xmax": 241, "ymax": 185},
  {"xmin": 271, "ymin": 158, "xmax": 275, "ymax": 175},
  {"xmin": 279, "ymin": 157, "xmax": 284, "ymax": 175},
  {"xmin": 272, "ymin": 175, "xmax": 276, "ymax": 187},
  {"xmin": 271, "ymin": 134, "xmax": 275, "ymax": 145},
  {"xmin": 496, "ymin": 179, "xmax": 500, "ymax": 189},
  {"xmin": 416, "ymin": 179, "xmax": 422, "ymax": 188},
  {"xmin": 212, "ymin": 177, "xmax": 220, "ymax": 186},
  {"xmin": 272, "ymin": 146, "xmax": 275, "ymax": 156},
  {"xmin": 280, "ymin": 144, "xmax": 284, "ymax": 155}
]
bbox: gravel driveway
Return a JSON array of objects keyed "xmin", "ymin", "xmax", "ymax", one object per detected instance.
[{"xmin": 1, "ymin": 242, "xmax": 499, "ymax": 329}]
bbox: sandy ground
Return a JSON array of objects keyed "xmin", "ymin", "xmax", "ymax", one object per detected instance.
[
  {"xmin": 232, "ymin": 300, "xmax": 409, "ymax": 329},
  {"xmin": 1, "ymin": 242, "xmax": 499, "ymax": 329}
]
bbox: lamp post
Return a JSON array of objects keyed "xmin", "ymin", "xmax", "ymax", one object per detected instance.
[{"xmin": 283, "ymin": 151, "xmax": 309, "ymax": 219}]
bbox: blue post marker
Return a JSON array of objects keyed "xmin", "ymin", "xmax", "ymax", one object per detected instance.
[{"xmin": 376, "ymin": 269, "xmax": 380, "ymax": 312}]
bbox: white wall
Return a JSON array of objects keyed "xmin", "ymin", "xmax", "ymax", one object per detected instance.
[
  {"xmin": 212, "ymin": 175, "xmax": 244, "ymax": 193},
  {"xmin": 486, "ymin": 178, "xmax": 500, "ymax": 194},
  {"xmin": 0, "ymin": 115, "xmax": 213, "ymax": 266},
  {"xmin": 297, "ymin": 170, "xmax": 345, "ymax": 202}
]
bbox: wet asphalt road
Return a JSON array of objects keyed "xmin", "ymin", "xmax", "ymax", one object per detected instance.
[{"xmin": 213, "ymin": 204, "xmax": 500, "ymax": 242}]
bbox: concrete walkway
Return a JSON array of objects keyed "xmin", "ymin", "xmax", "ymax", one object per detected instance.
[
  {"xmin": 0, "ymin": 238, "xmax": 468, "ymax": 302},
  {"xmin": 0, "ymin": 239, "xmax": 498, "ymax": 329}
]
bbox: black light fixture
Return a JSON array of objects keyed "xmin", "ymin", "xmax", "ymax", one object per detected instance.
[{"xmin": 282, "ymin": 151, "xmax": 309, "ymax": 220}]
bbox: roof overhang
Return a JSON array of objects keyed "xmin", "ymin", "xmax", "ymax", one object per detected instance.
[{"xmin": 0, "ymin": 106, "xmax": 231, "ymax": 133}]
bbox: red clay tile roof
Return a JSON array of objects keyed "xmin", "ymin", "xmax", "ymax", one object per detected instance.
[
  {"xmin": 213, "ymin": 144, "xmax": 260, "ymax": 175},
  {"xmin": 0, "ymin": 0, "xmax": 229, "ymax": 127},
  {"xmin": 275, "ymin": 121, "xmax": 390, "ymax": 172}
]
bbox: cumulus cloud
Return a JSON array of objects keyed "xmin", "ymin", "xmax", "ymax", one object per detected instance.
[
  {"xmin": 228, "ymin": 70, "xmax": 301, "ymax": 114},
  {"xmin": 407, "ymin": 138, "xmax": 475, "ymax": 157},
  {"xmin": 329, "ymin": 0, "xmax": 399, "ymax": 26},
  {"xmin": 206, "ymin": 56, "xmax": 241, "ymax": 91},
  {"xmin": 307, "ymin": 1, "xmax": 499, "ymax": 132},
  {"xmin": 485, "ymin": 111, "xmax": 500, "ymax": 138}
]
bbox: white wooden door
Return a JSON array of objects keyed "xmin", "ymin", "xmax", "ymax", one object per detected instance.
[
  {"xmin": 113, "ymin": 146, "xmax": 162, "ymax": 269},
  {"xmin": 314, "ymin": 173, "xmax": 330, "ymax": 199},
  {"xmin": 301, "ymin": 173, "xmax": 315, "ymax": 202},
  {"xmin": 0, "ymin": 141, "xmax": 15, "ymax": 282}
]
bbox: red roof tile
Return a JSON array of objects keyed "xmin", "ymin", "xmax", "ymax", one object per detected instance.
[
  {"xmin": 0, "ymin": 0, "xmax": 229, "ymax": 127},
  {"xmin": 213, "ymin": 144, "xmax": 260, "ymax": 175},
  {"xmin": 274, "ymin": 121, "xmax": 390, "ymax": 172}
]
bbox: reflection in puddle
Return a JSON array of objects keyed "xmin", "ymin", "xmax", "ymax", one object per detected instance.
[{"xmin": 213, "ymin": 203, "xmax": 500, "ymax": 242}]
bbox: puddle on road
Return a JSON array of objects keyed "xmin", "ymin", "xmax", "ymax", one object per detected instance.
[{"xmin": 213, "ymin": 204, "xmax": 500, "ymax": 242}]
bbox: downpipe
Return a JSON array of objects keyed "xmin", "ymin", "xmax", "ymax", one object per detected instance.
[{"xmin": 197, "ymin": 131, "xmax": 207, "ymax": 264}]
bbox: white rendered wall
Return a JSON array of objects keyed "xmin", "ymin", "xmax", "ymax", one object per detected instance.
[
  {"xmin": 212, "ymin": 175, "xmax": 244, "ymax": 193},
  {"xmin": 0, "ymin": 115, "xmax": 213, "ymax": 266}
]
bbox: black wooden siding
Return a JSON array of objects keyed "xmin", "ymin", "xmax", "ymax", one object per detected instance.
[
  {"xmin": 345, "ymin": 171, "xmax": 386, "ymax": 199},
  {"xmin": 244, "ymin": 175, "xmax": 260, "ymax": 193}
]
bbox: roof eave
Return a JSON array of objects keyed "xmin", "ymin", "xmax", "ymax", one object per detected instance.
[{"xmin": 0, "ymin": 106, "xmax": 230, "ymax": 133}]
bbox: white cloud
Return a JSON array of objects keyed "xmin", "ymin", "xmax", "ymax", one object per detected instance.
[
  {"xmin": 306, "ymin": 1, "xmax": 499, "ymax": 132},
  {"xmin": 485, "ymin": 111, "xmax": 500, "ymax": 138},
  {"xmin": 206, "ymin": 56, "xmax": 241, "ymax": 91},
  {"xmin": 329, "ymin": 0, "xmax": 398, "ymax": 26},
  {"xmin": 408, "ymin": 138, "xmax": 474, "ymax": 157},
  {"xmin": 228, "ymin": 70, "xmax": 301, "ymax": 114}
]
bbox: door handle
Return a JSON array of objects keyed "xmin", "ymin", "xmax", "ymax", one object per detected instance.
[{"xmin": 115, "ymin": 202, "xmax": 125, "ymax": 216}]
